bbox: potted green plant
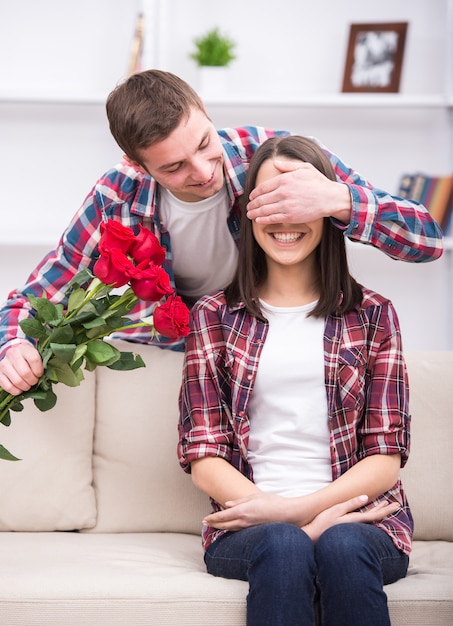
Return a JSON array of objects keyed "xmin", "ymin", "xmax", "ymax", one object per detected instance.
[
  {"xmin": 190, "ymin": 28, "xmax": 236, "ymax": 98},
  {"xmin": 190, "ymin": 28, "xmax": 236, "ymax": 67}
]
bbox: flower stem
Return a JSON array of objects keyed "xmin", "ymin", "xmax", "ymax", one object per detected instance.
[
  {"xmin": 63, "ymin": 279, "xmax": 105, "ymax": 323},
  {"xmin": 0, "ymin": 391, "xmax": 24, "ymax": 423}
]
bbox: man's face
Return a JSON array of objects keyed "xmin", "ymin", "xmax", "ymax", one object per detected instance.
[{"xmin": 136, "ymin": 107, "xmax": 225, "ymax": 202}]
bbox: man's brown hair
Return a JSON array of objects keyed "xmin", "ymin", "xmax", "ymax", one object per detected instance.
[{"xmin": 106, "ymin": 69, "xmax": 205, "ymax": 167}]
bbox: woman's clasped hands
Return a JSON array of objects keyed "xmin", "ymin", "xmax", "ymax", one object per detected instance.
[{"xmin": 202, "ymin": 492, "xmax": 400, "ymax": 543}]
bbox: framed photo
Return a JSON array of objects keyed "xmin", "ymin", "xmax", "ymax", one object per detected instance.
[{"xmin": 342, "ymin": 22, "xmax": 408, "ymax": 93}]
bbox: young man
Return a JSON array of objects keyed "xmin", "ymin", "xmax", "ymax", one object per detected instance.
[{"xmin": 0, "ymin": 69, "xmax": 443, "ymax": 396}]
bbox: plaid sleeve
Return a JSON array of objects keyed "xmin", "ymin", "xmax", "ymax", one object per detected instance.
[
  {"xmin": 0, "ymin": 164, "xmax": 180, "ymax": 356},
  {"xmin": 320, "ymin": 141, "xmax": 444, "ymax": 263},
  {"xmin": 0, "ymin": 195, "xmax": 101, "ymax": 357},
  {"xmin": 178, "ymin": 299, "xmax": 235, "ymax": 473},
  {"xmin": 359, "ymin": 300, "xmax": 410, "ymax": 465}
]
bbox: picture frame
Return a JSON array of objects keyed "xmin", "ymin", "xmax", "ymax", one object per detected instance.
[{"xmin": 342, "ymin": 22, "xmax": 408, "ymax": 93}]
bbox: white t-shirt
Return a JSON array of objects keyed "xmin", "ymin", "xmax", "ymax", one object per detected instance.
[
  {"xmin": 159, "ymin": 185, "xmax": 238, "ymax": 300},
  {"xmin": 247, "ymin": 300, "xmax": 332, "ymax": 497}
]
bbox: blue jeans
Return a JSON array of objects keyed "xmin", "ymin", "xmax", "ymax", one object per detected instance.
[{"xmin": 204, "ymin": 522, "xmax": 409, "ymax": 626}]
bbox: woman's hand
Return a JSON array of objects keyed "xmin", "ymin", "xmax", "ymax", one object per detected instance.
[
  {"xmin": 203, "ymin": 492, "xmax": 399, "ymax": 539},
  {"xmin": 301, "ymin": 495, "xmax": 400, "ymax": 542},
  {"xmin": 202, "ymin": 492, "xmax": 291, "ymax": 531}
]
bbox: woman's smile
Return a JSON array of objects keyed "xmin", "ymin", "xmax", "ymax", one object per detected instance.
[{"xmin": 271, "ymin": 231, "xmax": 305, "ymax": 244}]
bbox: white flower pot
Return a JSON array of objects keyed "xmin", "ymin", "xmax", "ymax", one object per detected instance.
[{"xmin": 198, "ymin": 66, "xmax": 229, "ymax": 100}]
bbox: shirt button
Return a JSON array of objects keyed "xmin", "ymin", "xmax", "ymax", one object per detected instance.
[{"xmin": 247, "ymin": 374, "xmax": 253, "ymax": 381}]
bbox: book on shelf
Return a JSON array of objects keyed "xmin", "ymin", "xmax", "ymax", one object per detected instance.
[{"xmin": 397, "ymin": 171, "xmax": 453, "ymax": 233}]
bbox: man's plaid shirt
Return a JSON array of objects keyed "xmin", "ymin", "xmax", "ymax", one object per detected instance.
[{"xmin": 0, "ymin": 126, "xmax": 443, "ymax": 356}]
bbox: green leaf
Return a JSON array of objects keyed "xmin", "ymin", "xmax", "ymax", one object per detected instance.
[
  {"xmin": 70, "ymin": 345, "xmax": 88, "ymax": 370},
  {"xmin": 0, "ymin": 445, "xmax": 21, "ymax": 461},
  {"xmin": 83, "ymin": 316, "xmax": 108, "ymax": 329},
  {"xmin": 85, "ymin": 340, "xmax": 120, "ymax": 366},
  {"xmin": 106, "ymin": 315, "xmax": 128, "ymax": 328},
  {"xmin": 0, "ymin": 407, "xmax": 13, "ymax": 424},
  {"xmin": 85, "ymin": 324, "xmax": 111, "ymax": 339},
  {"xmin": 67, "ymin": 287, "xmax": 87, "ymax": 312},
  {"xmin": 34, "ymin": 388, "xmax": 57, "ymax": 412},
  {"xmin": 49, "ymin": 325, "xmax": 74, "ymax": 344},
  {"xmin": 8, "ymin": 404, "xmax": 24, "ymax": 415},
  {"xmin": 55, "ymin": 303, "xmax": 65, "ymax": 319},
  {"xmin": 67, "ymin": 268, "xmax": 94, "ymax": 291},
  {"xmin": 50, "ymin": 342, "xmax": 77, "ymax": 363},
  {"xmin": 84, "ymin": 358, "xmax": 98, "ymax": 372},
  {"xmin": 41, "ymin": 348, "xmax": 54, "ymax": 370},
  {"xmin": 31, "ymin": 297, "xmax": 60, "ymax": 322},
  {"xmin": 68, "ymin": 302, "xmax": 99, "ymax": 324},
  {"xmin": 107, "ymin": 352, "xmax": 146, "ymax": 371},
  {"xmin": 48, "ymin": 357, "xmax": 84, "ymax": 387},
  {"xmin": 19, "ymin": 318, "xmax": 48, "ymax": 340}
]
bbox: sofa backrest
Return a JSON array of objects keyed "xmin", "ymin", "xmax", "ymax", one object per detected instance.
[
  {"xmin": 401, "ymin": 352, "xmax": 453, "ymax": 541},
  {"xmin": 86, "ymin": 341, "xmax": 208, "ymax": 535},
  {"xmin": 0, "ymin": 343, "xmax": 452, "ymax": 542}
]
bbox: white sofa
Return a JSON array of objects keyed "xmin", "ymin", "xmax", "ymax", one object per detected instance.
[{"xmin": 0, "ymin": 340, "xmax": 452, "ymax": 625}]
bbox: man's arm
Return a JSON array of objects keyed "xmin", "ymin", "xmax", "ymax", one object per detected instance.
[
  {"xmin": 246, "ymin": 142, "xmax": 444, "ymax": 263},
  {"xmin": 0, "ymin": 162, "xmax": 162, "ymax": 393}
]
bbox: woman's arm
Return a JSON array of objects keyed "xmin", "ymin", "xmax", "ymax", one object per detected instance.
[
  {"xmin": 191, "ymin": 456, "xmax": 260, "ymax": 506},
  {"xmin": 202, "ymin": 453, "xmax": 401, "ymax": 531}
]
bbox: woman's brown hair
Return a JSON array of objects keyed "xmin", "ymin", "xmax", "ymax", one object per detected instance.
[{"xmin": 225, "ymin": 136, "xmax": 362, "ymax": 320}]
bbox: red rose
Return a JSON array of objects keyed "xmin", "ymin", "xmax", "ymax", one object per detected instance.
[
  {"xmin": 128, "ymin": 224, "xmax": 166, "ymax": 266},
  {"xmin": 93, "ymin": 245, "xmax": 133, "ymax": 287},
  {"xmin": 153, "ymin": 294, "xmax": 190, "ymax": 339},
  {"xmin": 129, "ymin": 262, "xmax": 173, "ymax": 301},
  {"xmin": 99, "ymin": 220, "xmax": 136, "ymax": 254}
]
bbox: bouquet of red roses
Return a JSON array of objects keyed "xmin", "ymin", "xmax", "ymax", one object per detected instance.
[{"xmin": 0, "ymin": 220, "xmax": 189, "ymax": 461}]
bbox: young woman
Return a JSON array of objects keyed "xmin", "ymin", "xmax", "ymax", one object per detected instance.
[{"xmin": 178, "ymin": 136, "xmax": 413, "ymax": 626}]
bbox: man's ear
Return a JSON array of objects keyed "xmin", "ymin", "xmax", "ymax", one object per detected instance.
[{"xmin": 122, "ymin": 154, "xmax": 148, "ymax": 174}]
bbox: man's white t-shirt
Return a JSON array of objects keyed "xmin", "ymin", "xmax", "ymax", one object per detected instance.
[
  {"xmin": 247, "ymin": 300, "xmax": 332, "ymax": 497},
  {"xmin": 159, "ymin": 185, "xmax": 238, "ymax": 300}
]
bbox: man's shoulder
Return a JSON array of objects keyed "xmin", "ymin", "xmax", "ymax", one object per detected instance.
[
  {"xmin": 217, "ymin": 126, "xmax": 290, "ymax": 146},
  {"xmin": 94, "ymin": 160, "xmax": 150, "ymax": 200}
]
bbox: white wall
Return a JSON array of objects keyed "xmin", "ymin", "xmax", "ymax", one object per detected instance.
[
  {"xmin": 157, "ymin": 0, "xmax": 446, "ymax": 97},
  {"xmin": 0, "ymin": 0, "xmax": 451, "ymax": 350}
]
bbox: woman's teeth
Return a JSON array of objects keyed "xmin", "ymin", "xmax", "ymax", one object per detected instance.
[{"xmin": 272, "ymin": 232, "xmax": 302, "ymax": 243}]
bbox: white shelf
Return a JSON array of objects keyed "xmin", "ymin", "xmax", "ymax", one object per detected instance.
[
  {"xmin": 0, "ymin": 91, "xmax": 451, "ymax": 108},
  {"xmin": 0, "ymin": 90, "xmax": 109, "ymax": 105},
  {"xmin": 204, "ymin": 94, "xmax": 453, "ymax": 108}
]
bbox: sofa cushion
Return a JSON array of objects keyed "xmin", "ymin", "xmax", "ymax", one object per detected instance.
[
  {"xmin": 0, "ymin": 373, "xmax": 97, "ymax": 531},
  {"xmin": 87, "ymin": 340, "xmax": 209, "ymax": 535},
  {"xmin": 0, "ymin": 532, "xmax": 451, "ymax": 626},
  {"xmin": 402, "ymin": 352, "xmax": 453, "ymax": 541}
]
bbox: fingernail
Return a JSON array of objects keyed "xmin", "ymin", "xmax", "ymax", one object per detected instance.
[{"xmin": 359, "ymin": 495, "xmax": 368, "ymax": 502}]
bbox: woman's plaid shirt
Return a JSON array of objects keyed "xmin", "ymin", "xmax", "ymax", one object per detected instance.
[{"xmin": 178, "ymin": 287, "xmax": 413, "ymax": 555}]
